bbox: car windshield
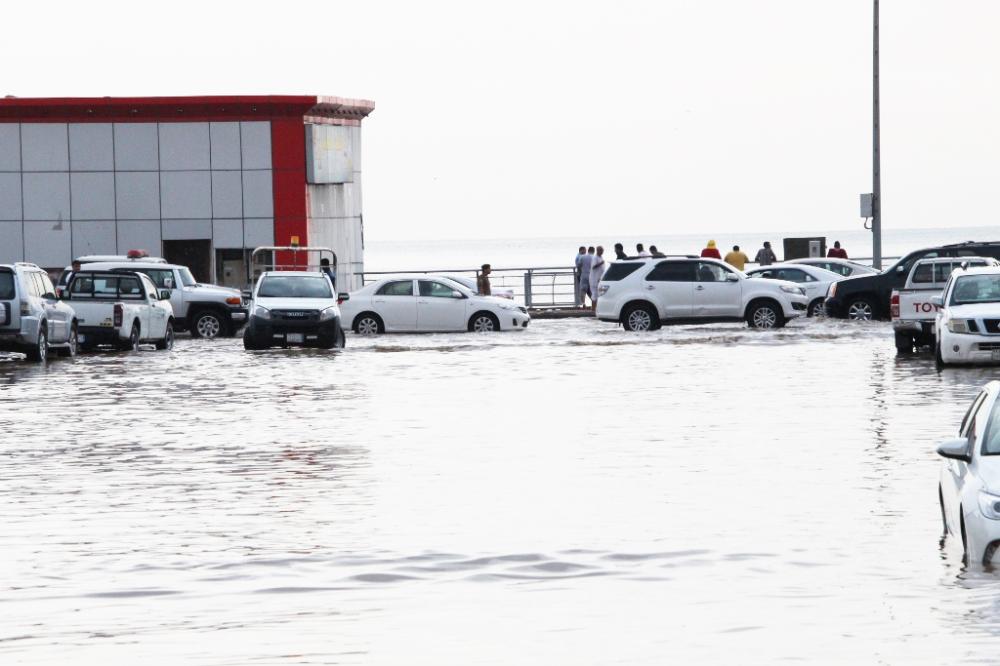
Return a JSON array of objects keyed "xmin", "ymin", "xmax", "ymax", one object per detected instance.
[
  {"xmin": 950, "ymin": 275, "xmax": 1000, "ymax": 306},
  {"xmin": 258, "ymin": 276, "xmax": 333, "ymax": 299},
  {"xmin": 0, "ymin": 271, "xmax": 14, "ymax": 299},
  {"xmin": 178, "ymin": 268, "xmax": 197, "ymax": 287}
]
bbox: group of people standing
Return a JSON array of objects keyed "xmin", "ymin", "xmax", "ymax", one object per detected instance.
[{"xmin": 574, "ymin": 238, "xmax": 850, "ymax": 307}]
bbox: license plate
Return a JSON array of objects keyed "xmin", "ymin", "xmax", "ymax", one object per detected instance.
[
  {"xmin": 287, "ymin": 333, "xmax": 304, "ymax": 344},
  {"xmin": 992, "ymin": 350, "xmax": 1000, "ymax": 362}
]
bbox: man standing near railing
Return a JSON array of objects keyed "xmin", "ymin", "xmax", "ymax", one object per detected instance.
[
  {"xmin": 578, "ymin": 247, "xmax": 595, "ymax": 307},
  {"xmin": 477, "ymin": 264, "xmax": 492, "ymax": 296},
  {"xmin": 574, "ymin": 246, "xmax": 587, "ymax": 306}
]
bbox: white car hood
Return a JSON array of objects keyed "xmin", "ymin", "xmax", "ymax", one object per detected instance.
[
  {"xmin": 470, "ymin": 295, "xmax": 517, "ymax": 308},
  {"xmin": 256, "ymin": 297, "xmax": 338, "ymax": 311},
  {"xmin": 190, "ymin": 283, "xmax": 242, "ymax": 297},
  {"xmin": 946, "ymin": 302, "xmax": 1000, "ymax": 318}
]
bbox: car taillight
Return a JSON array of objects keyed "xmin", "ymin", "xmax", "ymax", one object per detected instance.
[
  {"xmin": 20, "ymin": 300, "xmax": 29, "ymax": 316},
  {"xmin": 225, "ymin": 296, "xmax": 241, "ymax": 305},
  {"xmin": 113, "ymin": 303, "xmax": 123, "ymax": 327},
  {"xmin": 890, "ymin": 293, "xmax": 899, "ymax": 319}
]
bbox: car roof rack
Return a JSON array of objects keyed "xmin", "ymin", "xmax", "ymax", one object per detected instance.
[{"xmin": 250, "ymin": 246, "xmax": 337, "ymax": 272}]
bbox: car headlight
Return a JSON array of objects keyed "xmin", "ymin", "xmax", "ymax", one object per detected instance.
[
  {"xmin": 598, "ymin": 284, "xmax": 609, "ymax": 296},
  {"xmin": 829, "ymin": 283, "xmax": 837, "ymax": 298},
  {"xmin": 319, "ymin": 306, "xmax": 339, "ymax": 321},
  {"xmin": 946, "ymin": 318, "xmax": 969, "ymax": 334},
  {"xmin": 780, "ymin": 285, "xmax": 806, "ymax": 296},
  {"xmin": 979, "ymin": 491, "xmax": 1000, "ymax": 520},
  {"xmin": 254, "ymin": 305, "xmax": 271, "ymax": 319}
]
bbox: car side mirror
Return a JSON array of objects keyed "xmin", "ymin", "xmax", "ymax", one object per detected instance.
[
  {"xmin": 930, "ymin": 295, "xmax": 944, "ymax": 307},
  {"xmin": 937, "ymin": 437, "xmax": 971, "ymax": 463},
  {"xmin": 896, "ymin": 265, "xmax": 905, "ymax": 273},
  {"xmin": 452, "ymin": 290, "xmax": 465, "ymax": 298},
  {"xmin": 725, "ymin": 273, "xmax": 739, "ymax": 282},
  {"xmin": 159, "ymin": 289, "xmax": 171, "ymax": 301},
  {"xmin": 337, "ymin": 292, "xmax": 350, "ymax": 302},
  {"xmin": 164, "ymin": 278, "xmax": 174, "ymax": 289},
  {"xmin": 43, "ymin": 292, "xmax": 57, "ymax": 300}
]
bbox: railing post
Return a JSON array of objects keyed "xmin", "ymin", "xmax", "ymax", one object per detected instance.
[{"xmin": 524, "ymin": 270, "xmax": 533, "ymax": 308}]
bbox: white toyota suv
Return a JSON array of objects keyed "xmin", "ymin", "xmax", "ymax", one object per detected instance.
[{"xmin": 595, "ymin": 257, "xmax": 808, "ymax": 330}]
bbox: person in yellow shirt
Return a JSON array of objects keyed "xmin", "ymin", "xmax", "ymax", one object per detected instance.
[{"xmin": 723, "ymin": 245, "xmax": 750, "ymax": 271}]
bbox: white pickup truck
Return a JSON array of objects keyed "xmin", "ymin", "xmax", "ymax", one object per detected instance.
[
  {"xmin": 891, "ymin": 256, "xmax": 999, "ymax": 353},
  {"xmin": 65, "ymin": 270, "xmax": 175, "ymax": 352}
]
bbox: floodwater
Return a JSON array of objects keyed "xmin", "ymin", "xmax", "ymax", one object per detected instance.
[{"xmin": 2, "ymin": 318, "xmax": 1000, "ymax": 664}]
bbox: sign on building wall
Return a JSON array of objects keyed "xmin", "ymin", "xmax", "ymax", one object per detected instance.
[{"xmin": 305, "ymin": 125, "xmax": 354, "ymax": 184}]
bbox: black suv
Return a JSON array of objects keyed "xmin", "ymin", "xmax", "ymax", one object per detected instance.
[{"xmin": 825, "ymin": 241, "xmax": 1000, "ymax": 320}]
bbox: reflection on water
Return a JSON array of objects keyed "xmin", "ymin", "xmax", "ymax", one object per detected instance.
[{"xmin": 3, "ymin": 318, "xmax": 1000, "ymax": 663}]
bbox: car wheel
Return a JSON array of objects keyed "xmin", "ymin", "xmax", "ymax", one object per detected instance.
[
  {"xmin": 939, "ymin": 485, "xmax": 948, "ymax": 536},
  {"xmin": 25, "ymin": 326, "xmax": 48, "ymax": 363},
  {"xmin": 242, "ymin": 330, "xmax": 266, "ymax": 351},
  {"xmin": 847, "ymin": 298, "xmax": 875, "ymax": 321},
  {"xmin": 122, "ymin": 323, "xmax": 141, "ymax": 352},
  {"xmin": 935, "ymin": 340, "xmax": 946, "ymax": 367},
  {"xmin": 894, "ymin": 331, "xmax": 913, "ymax": 355},
  {"xmin": 57, "ymin": 325, "xmax": 78, "ymax": 358},
  {"xmin": 354, "ymin": 313, "xmax": 384, "ymax": 335},
  {"xmin": 191, "ymin": 311, "xmax": 225, "ymax": 339},
  {"xmin": 155, "ymin": 321, "xmax": 175, "ymax": 350},
  {"xmin": 469, "ymin": 312, "xmax": 500, "ymax": 332},
  {"xmin": 747, "ymin": 302, "xmax": 783, "ymax": 329},
  {"xmin": 336, "ymin": 326, "xmax": 347, "ymax": 348},
  {"xmin": 961, "ymin": 513, "xmax": 969, "ymax": 565},
  {"xmin": 808, "ymin": 298, "xmax": 827, "ymax": 318},
  {"xmin": 622, "ymin": 303, "xmax": 659, "ymax": 332}
]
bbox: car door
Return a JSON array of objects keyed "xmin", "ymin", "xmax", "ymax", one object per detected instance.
[
  {"xmin": 33, "ymin": 272, "xmax": 67, "ymax": 343},
  {"xmin": 371, "ymin": 280, "xmax": 418, "ymax": 331},
  {"xmin": 141, "ymin": 275, "xmax": 169, "ymax": 338},
  {"xmin": 643, "ymin": 261, "xmax": 694, "ymax": 318},
  {"xmin": 693, "ymin": 262, "xmax": 742, "ymax": 317},
  {"xmin": 944, "ymin": 391, "xmax": 988, "ymax": 529},
  {"xmin": 417, "ymin": 280, "xmax": 468, "ymax": 331}
]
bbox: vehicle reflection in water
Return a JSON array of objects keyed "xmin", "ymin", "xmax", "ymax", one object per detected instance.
[{"xmin": 4, "ymin": 318, "xmax": 1000, "ymax": 663}]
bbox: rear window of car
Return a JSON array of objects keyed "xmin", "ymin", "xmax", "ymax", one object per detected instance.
[
  {"xmin": 0, "ymin": 271, "xmax": 14, "ymax": 299},
  {"xmin": 377, "ymin": 280, "xmax": 414, "ymax": 296},
  {"xmin": 602, "ymin": 263, "xmax": 643, "ymax": 281},
  {"xmin": 70, "ymin": 274, "xmax": 145, "ymax": 300}
]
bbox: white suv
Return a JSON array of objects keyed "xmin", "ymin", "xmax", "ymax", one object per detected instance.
[
  {"xmin": 0, "ymin": 263, "xmax": 79, "ymax": 362},
  {"xmin": 595, "ymin": 257, "xmax": 809, "ymax": 330}
]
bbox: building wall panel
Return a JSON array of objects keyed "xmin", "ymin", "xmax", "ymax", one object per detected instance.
[
  {"xmin": 116, "ymin": 219, "xmax": 161, "ymax": 254},
  {"xmin": 240, "ymin": 122, "xmax": 272, "ymax": 169},
  {"xmin": 0, "ymin": 173, "xmax": 21, "ymax": 220},
  {"xmin": 0, "ymin": 124, "xmax": 20, "ymax": 171},
  {"xmin": 23, "ymin": 172, "xmax": 70, "ymax": 220},
  {"xmin": 212, "ymin": 218, "xmax": 243, "ymax": 248},
  {"xmin": 160, "ymin": 171, "xmax": 211, "ymax": 219},
  {"xmin": 69, "ymin": 123, "xmax": 114, "ymax": 171},
  {"xmin": 159, "ymin": 122, "xmax": 210, "ymax": 170},
  {"xmin": 71, "ymin": 220, "xmax": 117, "ymax": 257},
  {"xmin": 210, "ymin": 122, "xmax": 241, "ymax": 169},
  {"xmin": 113, "ymin": 123, "xmax": 159, "ymax": 171},
  {"xmin": 162, "ymin": 218, "xmax": 211, "ymax": 240},
  {"xmin": 0, "ymin": 222, "xmax": 23, "ymax": 262},
  {"xmin": 115, "ymin": 172, "xmax": 160, "ymax": 219},
  {"xmin": 244, "ymin": 217, "xmax": 274, "ymax": 247},
  {"xmin": 242, "ymin": 170, "xmax": 273, "ymax": 217},
  {"xmin": 23, "ymin": 221, "xmax": 71, "ymax": 267},
  {"xmin": 21, "ymin": 123, "xmax": 68, "ymax": 171},
  {"xmin": 211, "ymin": 171, "xmax": 242, "ymax": 218},
  {"xmin": 71, "ymin": 172, "xmax": 115, "ymax": 220}
]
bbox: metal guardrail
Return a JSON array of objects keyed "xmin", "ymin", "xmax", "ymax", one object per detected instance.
[{"xmin": 356, "ymin": 256, "xmax": 899, "ymax": 310}]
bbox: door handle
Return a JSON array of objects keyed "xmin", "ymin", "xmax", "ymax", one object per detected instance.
[
  {"xmin": 645, "ymin": 285, "xmax": 655, "ymax": 290},
  {"xmin": 417, "ymin": 300, "xmax": 429, "ymax": 304},
  {"xmin": 696, "ymin": 286, "xmax": 705, "ymax": 291}
]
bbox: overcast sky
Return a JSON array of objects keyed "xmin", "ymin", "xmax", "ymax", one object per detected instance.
[{"xmin": 4, "ymin": 1, "xmax": 998, "ymax": 241}]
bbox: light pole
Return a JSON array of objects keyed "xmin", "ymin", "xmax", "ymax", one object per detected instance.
[{"xmin": 872, "ymin": 0, "xmax": 882, "ymax": 269}]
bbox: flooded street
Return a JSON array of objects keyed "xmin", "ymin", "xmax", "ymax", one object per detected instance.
[{"xmin": 4, "ymin": 318, "xmax": 1000, "ymax": 664}]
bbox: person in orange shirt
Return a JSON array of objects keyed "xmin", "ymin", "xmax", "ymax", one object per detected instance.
[
  {"xmin": 723, "ymin": 245, "xmax": 750, "ymax": 270},
  {"xmin": 701, "ymin": 240, "xmax": 722, "ymax": 260}
]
